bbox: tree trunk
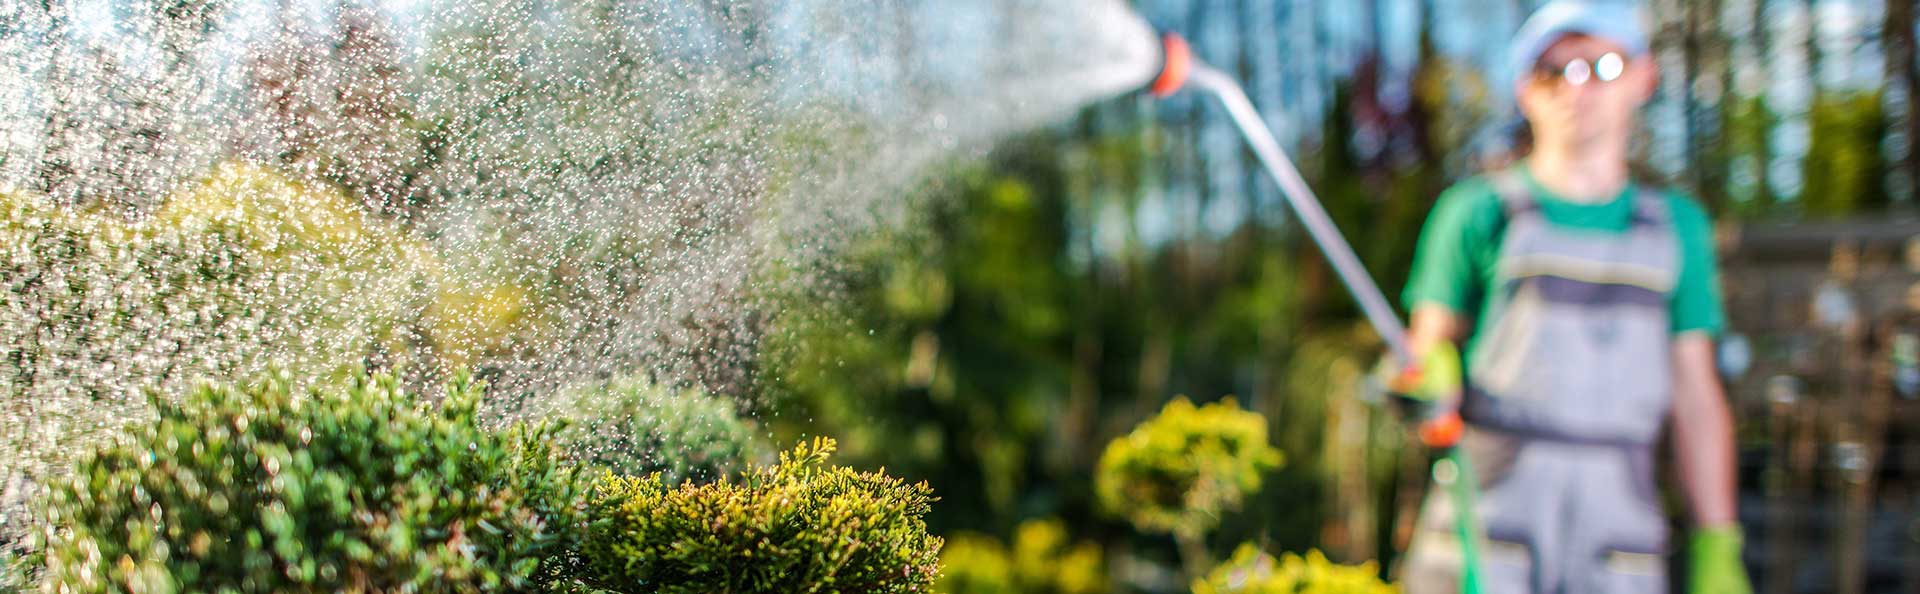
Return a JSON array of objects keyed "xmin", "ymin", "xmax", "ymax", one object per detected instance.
[
  {"xmin": 1799, "ymin": 0, "xmax": 1822, "ymax": 209},
  {"xmin": 1888, "ymin": 0, "xmax": 1919, "ymax": 210},
  {"xmin": 1713, "ymin": 0, "xmax": 1740, "ymax": 213},
  {"xmin": 1804, "ymin": 0, "xmax": 1824, "ymax": 84},
  {"xmin": 1687, "ymin": 0, "xmax": 1731, "ymax": 210},
  {"xmin": 1649, "ymin": 0, "xmax": 1687, "ymax": 176},
  {"xmin": 1175, "ymin": 527, "xmax": 1213, "ymax": 584},
  {"xmin": 1750, "ymin": 0, "xmax": 1774, "ymax": 207}
]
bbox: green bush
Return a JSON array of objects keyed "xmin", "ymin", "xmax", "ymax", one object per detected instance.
[
  {"xmin": 1095, "ymin": 397, "xmax": 1283, "ymax": 539},
  {"xmin": 581, "ymin": 438, "xmax": 941, "ymax": 594},
  {"xmin": 521, "ymin": 376, "xmax": 765, "ymax": 486},
  {"xmin": 1191, "ymin": 544, "xmax": 1396, "ymax": 594},
  {"xmin": 40, "ymin": 371, "xmax": 588, "ymax": 594},
  {"xmin": 937, "ymin": 518, "xmax": 1107, "ymax": 594}
]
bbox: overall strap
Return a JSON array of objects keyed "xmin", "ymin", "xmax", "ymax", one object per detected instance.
[
  {"xmin": 1487, "ymin": 169, "xmax": 1540, "ymax": 221},
  {"xmin": 1492, "ymin": 169, "xmax": 1670, "ymax": 231},
  {"xmin": 1627, "ymin": 185, "xmax": 1672, "ymax": 230}
]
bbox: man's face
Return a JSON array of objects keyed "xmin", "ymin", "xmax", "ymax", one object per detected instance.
[{"xmin": 1516, "ymin": 34, "xmax": 1656, "ymax": 150}]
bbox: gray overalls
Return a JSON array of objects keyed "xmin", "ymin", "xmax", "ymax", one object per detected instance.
[{"xmin": 1403, "ymin": 170, "xmax": 1677, "ymax": 594}]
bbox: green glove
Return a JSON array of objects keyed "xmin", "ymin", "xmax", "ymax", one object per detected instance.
[
  {"xmin": 1373, "ymin": 342, "xmax": 1464, "ymax": 447},
  {"xmin": 1688, "ymin": 525, "xmax": 1752, "ymax": 594}
]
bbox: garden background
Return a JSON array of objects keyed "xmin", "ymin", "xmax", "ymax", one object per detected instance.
[{"xmin": 1, "ymin": 0, "xmax": 1917, "ymax": 592}]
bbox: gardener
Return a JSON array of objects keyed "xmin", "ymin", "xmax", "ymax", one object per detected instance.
[{"xmin": 1387, "ymin": 2, "xmax": 1749, "ymax": 593}]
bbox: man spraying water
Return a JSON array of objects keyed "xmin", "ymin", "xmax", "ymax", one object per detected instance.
[
  {"xmin": 1387, "ymin": 2, "xmax": 1751, "ymax": 593},
  {"xmin": 1142, "ymin": 1, "xmax": 1750, "ymax": 591}
]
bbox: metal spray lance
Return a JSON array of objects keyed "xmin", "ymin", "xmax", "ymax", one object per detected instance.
[{"xmin": 1146, "ymin": 32, "xmax": 1484, "ymax": 594}]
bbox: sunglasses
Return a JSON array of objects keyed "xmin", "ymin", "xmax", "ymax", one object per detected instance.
[{"xmin": 1529, "ymin": 52, "xmax": 1629, "ymax": 87}]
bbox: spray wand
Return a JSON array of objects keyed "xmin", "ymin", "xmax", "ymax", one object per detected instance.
[{"xmin": 1148, "ymin": 33, "xmax": 1483, "ymax": 594}]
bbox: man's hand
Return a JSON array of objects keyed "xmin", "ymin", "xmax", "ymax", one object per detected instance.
[
  {"xmin": 1688, "ymin": 524, "xmax": 1752, "ymax": 594},
  {"xmin": 1373, "ymin": 304, "xmax": 1471, "ymax": 448},
  {"xmin": 1671, "ymin": 333, "xmax": 1748, "ymax": 593},
  {"xmin": 1374, "ymin": 341, "xmax": 1465, "ymax": 447}
]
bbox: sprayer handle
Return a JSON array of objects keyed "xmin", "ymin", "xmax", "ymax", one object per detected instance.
[
  {"xmin": 1149, "ymin": 33, "xmax": 1192, "ymax": 97},
  {"xmin": 1379, "ymin": 344, "xmax": 1465, "ymax": 449}
]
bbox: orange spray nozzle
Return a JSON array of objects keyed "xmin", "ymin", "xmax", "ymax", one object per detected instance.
[
  {"xmin": 1149, "ymin": 33, "xmax": 1192, "ymax": 98},
  {"xmin": 1420, "ymin": 412, "xmax": 1464, "ymax": 449}
]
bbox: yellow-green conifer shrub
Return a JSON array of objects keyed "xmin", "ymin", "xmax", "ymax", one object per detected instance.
[
  {"xmin": 40, "ymin": 371, "xmax": 589, "ymax": 594},
  {"xmin": 1191, "ymin": 544, "xmax": 1397, "ymax": 594},
  {"xmin": 937, "ymin": 518, "xmax": 1108, "ymax": 594},
  {"xmin": 937, "ymin": 534, "xmax": 1018, "ymax": 594},
  {"xmin": 151, "ymin": 162, "xmax": 437, "ymax": 379},
  {"xmin": 582, "ymin": 438, "xmax": 940, "ymax": 594},
  {"xmin": 426, "ymin": 280, "xmax": 534, "ymax": 370},
  {"xmin": 1095, "ymin": 397, "xmax": 1283, "ymax": 538},
  {"xmin": 520, "ymin": 375, "xmax": 767, "ymax": 486}
]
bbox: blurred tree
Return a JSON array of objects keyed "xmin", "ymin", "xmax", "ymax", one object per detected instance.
[
  {"xmin": 1733, "ymin": 0, "xmax": 1777, "ymax": 211},
  {"xmin": 1096, "ymin": 397, "xmax": 1283, "ymax": 579},
  {"xmin": 1801, "ymin": 91, "xmax": 1888, "ymax": 216},
  {"xmin": 243, "ymin": 0, "xmax": 422, "ymax": 218},
  {"xmin": 759, "ymin": 139, "xmax": 1082, "ymax": 534},
  {"xmin": 23, "ymin": 0, "xmax": 234, "ymax": 212},
  {"xmin": 1684, "ymin": 0, "xmax": 1734, "ymax": 210}
]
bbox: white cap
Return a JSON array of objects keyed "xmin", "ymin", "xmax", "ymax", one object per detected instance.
[{"xmin": 1507, "ymin": 1, "xmax": 1651, "ymax": 88}]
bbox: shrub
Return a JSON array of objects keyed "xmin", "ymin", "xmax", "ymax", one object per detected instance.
[
  {"xmin": 1095, "ymin": 397, "xmax": 1283, "ymax": 539},
  {"xmin": 581, "ymin": 438, "xmax": 941, "ymax": 594},
  {"xmin": 427, "ymin": 280, "xmax": 535, "ymax": 370},
  {"xmin": 508, "ymin": 376, "xmax": 765, "ymax": 486},
  {"xmin": 937, "ymin": 518, "xmax": 1107, "ymax": 594},
  {"xmin": 935, "ymin": 534, "xmax": 1015, "ymax": 594},
  {"xmin": 40, "ymin": 371, "xmax": 589, "ymax": 594},
  {"xmin": 1191, "ymin": 544, "xmax": 1396, "ymax": 594}
]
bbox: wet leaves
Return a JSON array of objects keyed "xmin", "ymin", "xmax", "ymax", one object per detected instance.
[{"xmin": 41, "ymin": 372, "xmax": 587, "ymax": 594}]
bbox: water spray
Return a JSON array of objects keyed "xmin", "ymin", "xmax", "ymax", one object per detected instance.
[{"xmin": 1146, "ymin": 32, "xmax": 1482, "ymax": 593}]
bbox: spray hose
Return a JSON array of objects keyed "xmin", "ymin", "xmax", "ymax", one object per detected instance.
[{"xmin": 1149, "ymin": 32, "xmax": 1483, "ymax": 594}]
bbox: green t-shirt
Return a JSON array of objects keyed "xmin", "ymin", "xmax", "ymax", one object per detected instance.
[{"xmin": 1402, "ymin": 166, "xmax": 1725, "ymax": 357}]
